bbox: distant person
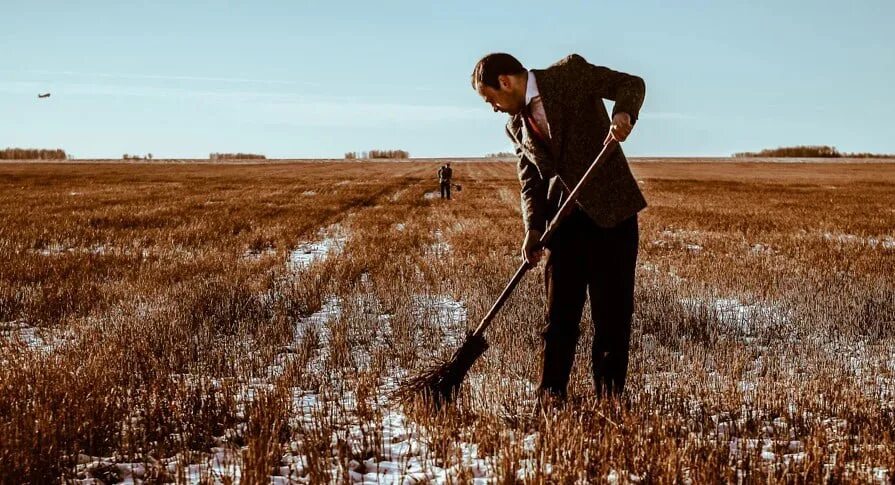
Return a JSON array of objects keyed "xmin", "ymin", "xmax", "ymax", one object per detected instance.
[
  {"xmin": 438, "ymin": 162, "xmax": 454, "ymax": 199},
  {"xmin": 471, "ymin": 52, "xmax": 646, "ymax": 407}
]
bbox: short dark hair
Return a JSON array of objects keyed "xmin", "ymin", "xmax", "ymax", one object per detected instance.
[{"xmin": 471, "ymin": 53, "xmax": 526, "ymax": 91}]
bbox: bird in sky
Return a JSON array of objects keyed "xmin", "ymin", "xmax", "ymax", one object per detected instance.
[{"xmin": 38, "ymin": 93, "xmax": 51, "ymax": 98}]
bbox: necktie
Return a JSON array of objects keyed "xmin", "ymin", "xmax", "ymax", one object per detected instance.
[{"xmin": 523, "ymin": 101, "xmax": 548, "ymax": 146}]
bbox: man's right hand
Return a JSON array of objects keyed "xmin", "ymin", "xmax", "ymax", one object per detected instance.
[{"xmin": 522, "ymin": 229, "xmax": 545, "ymax": 265}]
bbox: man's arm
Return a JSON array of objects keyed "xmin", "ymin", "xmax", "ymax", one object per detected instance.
[
  {"xmin": 507, "ymin": 126, "xmax": 548, "ymax": 233},
  {"xmin": 568, "ymin": 53, "xmax": 646, "ymax": 126}
]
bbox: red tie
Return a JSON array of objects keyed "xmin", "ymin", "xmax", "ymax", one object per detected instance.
[{"xmin": 523, "ymin": 102, "xmax": 547, "ymax": 146}]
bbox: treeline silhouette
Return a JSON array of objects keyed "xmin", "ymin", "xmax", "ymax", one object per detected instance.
[
  {"xmin": 486, "ymin": 151, "xmax": 515, "ymax": 158},
  {"xmin": 734, "ymin": 146, "xmax": 895, "ymax": 158},
  {"xmin": 0, "ymin": 148, "xmax": 68, "ymax": 160},
  {"xmin": 345, "ymin": 149, "xmax": 409, "ymax": 160},
  {"xmin": 123, "ymin": 153, "xmax": 153, "ymax": 160},
  {"xmin": 209, "ymin": 153, "xmax": 267, "ymax": 160}
]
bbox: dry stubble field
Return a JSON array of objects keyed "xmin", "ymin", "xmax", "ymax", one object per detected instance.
[{"xmin": 1, "ymin": 160, "xmax": 894, "ymax": 483}]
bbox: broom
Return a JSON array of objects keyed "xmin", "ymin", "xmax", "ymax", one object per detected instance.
[{"xmin": 399, "ymin": 138, "xmax": 620, "ymax": 407}]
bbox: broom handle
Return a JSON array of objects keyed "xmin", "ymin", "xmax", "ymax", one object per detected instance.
[{"xmin": 471, "ymin": 139, "xmax": 619, "ymax": 337}]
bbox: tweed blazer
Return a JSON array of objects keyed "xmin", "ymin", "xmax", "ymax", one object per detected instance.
[{"xmin": 506, "ymin": 53, "xmax": 647, "ymax": 231}]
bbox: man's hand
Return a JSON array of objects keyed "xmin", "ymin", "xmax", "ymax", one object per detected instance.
[
  {"xmin": 604, "ymin": 112, "xmax": 633, "ymax": 144},
  {"xmin": 522, "ymin": 229, "xmax": 544, "ymax": 265}
]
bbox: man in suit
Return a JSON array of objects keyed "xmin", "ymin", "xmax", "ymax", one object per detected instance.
[
  {"xmin": 471, "ymin": 53, "xmax": 646, "ymax": 404},
  {"xmin": 438, "ymin": 163, "xmax": 454, "ymax": 199}
]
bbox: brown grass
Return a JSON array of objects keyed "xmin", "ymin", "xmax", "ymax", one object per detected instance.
[{"xmin": 0, "ymin": 160, "xmax": 893, "ymax": 483}]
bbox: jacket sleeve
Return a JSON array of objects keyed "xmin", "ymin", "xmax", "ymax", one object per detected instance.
[
  {"xmin": 569, "ymin": 53, "xmax": 646, "ymax": 125},
  {"xmin": 507, "ymin": 125, "xmax": 548, "ymax": 232}
]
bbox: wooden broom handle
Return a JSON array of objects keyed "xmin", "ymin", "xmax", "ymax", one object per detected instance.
[{"xmin": 471, "ymin": 139, "xmax": 619, "ymax": 337}]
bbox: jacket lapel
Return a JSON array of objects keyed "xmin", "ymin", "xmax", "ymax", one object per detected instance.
[
  {"xmin": 532, "ymin": 69, "xmax": 564, "ymax": 163},
  {"xmin": 520, "ymin": 117, "xmax": 550, "ymax": 163},
  {"xmin": 509, "ymin": 116, "xmax": 546, "ymax": 167}
]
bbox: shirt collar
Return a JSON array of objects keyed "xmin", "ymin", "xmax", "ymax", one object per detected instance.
[{"xmin": 524, "ymin": 70, "xmax": 540, "ymax": 106}]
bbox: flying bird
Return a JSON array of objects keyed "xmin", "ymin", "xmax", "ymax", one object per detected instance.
[{"xmin": 38, "ymin": 93, "xmax": 51, "ymax": 98}]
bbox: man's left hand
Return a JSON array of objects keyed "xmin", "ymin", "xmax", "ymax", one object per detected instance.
[{"xmin": 604, "ymin": 112, "xmax": 633, "ymax": 144}]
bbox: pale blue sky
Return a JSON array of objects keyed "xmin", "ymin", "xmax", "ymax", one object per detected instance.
[{"xmin": 2, "ymin": 0, "xmax": 893, "ymax": 158}]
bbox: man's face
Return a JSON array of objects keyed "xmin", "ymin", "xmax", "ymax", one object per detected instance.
[{"xmin": 476, "ymin": 75, "xmax": 524, "ymax": 115}]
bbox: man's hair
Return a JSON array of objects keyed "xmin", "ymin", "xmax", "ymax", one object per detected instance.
[{"xmin": 471, "ymin": 53, "xmax": 526, "ymax": 91}]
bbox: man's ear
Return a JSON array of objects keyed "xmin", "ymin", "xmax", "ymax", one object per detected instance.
[{"xmin": 498, "ymin": 74, "xmax": 511, "ymax": 91}]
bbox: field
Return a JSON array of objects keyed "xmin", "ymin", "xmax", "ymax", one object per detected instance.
[{"xmin": 1, "ymin": 160, "xmax": 894, "ymax": 483}]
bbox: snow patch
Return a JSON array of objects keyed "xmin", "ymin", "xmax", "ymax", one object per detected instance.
[
  {"xmin": 243, "ymin": 247, "xmax": 276, "ymax": 260},
  {"xmin": 679, "ymin": 297, "xmax": 788, "ymax": 335},
  {"xmin": 288, "ymin": 226, "xmax": 347, "ymax": 269},
  {"xmin": 651, "ymin": 228, "xmax": 705, "ymax": 253},
  {"xmin": 30, "ymin": 244, "xmax": 109, "ymax": 256},
  {"xmin": 269, "ymin": 297, "xmax": 342, "ymax": 378},
  {"xmin": 1, "ymin": 320, "xmax": 72, "ymax": 353},
  {"xmin": 428, "ymin": 229, "xmax": 451, "ymax": 256},
  {"xmin": 823, "ymin": 232, "xmax": 895, "ymax": 250},
  {"xmin": 411, "ymin": 294, "xmax": 467, "ymax": 347}
]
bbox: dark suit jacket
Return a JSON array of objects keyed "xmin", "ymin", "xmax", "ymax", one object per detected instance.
[
  {"xmin": 506, "ymin": 53, "xmax": 647, "ymax": 231},
  {"xmin": 438, "ymin": 166, "xmax": 453, "ymax": 182}
]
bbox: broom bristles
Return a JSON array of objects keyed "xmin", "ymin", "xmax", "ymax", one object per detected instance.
[{"xmin": 396, "ymin": 332, "xmax": 488, "ymax": 408}]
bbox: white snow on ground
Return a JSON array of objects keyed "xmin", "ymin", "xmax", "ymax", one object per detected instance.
[
  {"xmin": 76, "ymin": 447, "xmax": 243, "ymax": 483},
  {"xmin": 243, "ymin": 247, "xmax": 277, "ymax": 260},
  {"xmin": 822, "ymin": 232, "xmax": 895, "ymax": 250},
  {"xmin": 607, "ymin": 469, "xmax": 644, "ymax": 483},
  {"xmin": 265, "ymin": 291, "xmax": 543, "ymax": 484},
  {"xmin": 825, "ymin": 341, "xmax": 895, "ymax": 408},
  {"xmin": 263, "ymin": 281, "xmax": 515, "ymax": 484},
  {"xmin": 0, "ymin": 320, "xmax": 73, "ymax": 353},
  {"xmin": 411, "ymin": 294, "xmax": 467, "ymax": 348},
  {"xmin": 679, "ymin": 297, "xmax": 788, "ymax": 335},
  {"xmin": 267, "ymin": 297, "xmax": 342, "ymax": 378},
  {"xmin": 427, "ymin": 229, "xmax": 452, "ymax": 257},
  {"xmin": 651, "ymin": 228, "xmax": 706, "ymax": 252},
  {"xmin": 29, "ymin": 244, "xmax": 109, "ymax": 256},
  {"xmin": 750, "ymin": 243, "xmax": 775, "ymax": 254},
  {"xmin": 288, "ymin": 225, "xmax": 347, "ymax": 269},
  {"xmin": 728, "ymin": 437, "xmax": 806, "ymax": 464},
  {"xmin": 283, "ymin": 377, "xmax": 540, "ymax": 484}
]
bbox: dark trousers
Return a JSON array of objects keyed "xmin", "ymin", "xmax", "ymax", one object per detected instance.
[
  {"xmin": 440, "ymin": 181, "xmax": 451, "ymax": 199},
  {"xmin": 539, "ymin": 208, "xmax": 639, "ymax": 400}
]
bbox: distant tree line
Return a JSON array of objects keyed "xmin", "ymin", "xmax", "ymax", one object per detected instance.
[
  {"xmin": 0, "ymin": 148, "xmax": 68, "ymax": 160},
  {"xmin": 345, "ymin": 149, "xmax": 409, "ymax": 160},
  {"xmin": 123, "ymin": 153, "xmax": 153, "ymax": 160},
  {"xmin": 209, "ymin": 153, "xmax": 267, "ymax": 160},
  {"xmin": 486, "ymin": 151, "xmax": 515, "ymax": 158},
  {"xmin": 734, "ymin": 145, "xmax": 895, "ymax": 158}
]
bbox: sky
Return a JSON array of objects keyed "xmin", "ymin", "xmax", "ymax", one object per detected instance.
[{"xmin": 2, "ymin": 0, "xmax": 893, "ymax": 159}]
